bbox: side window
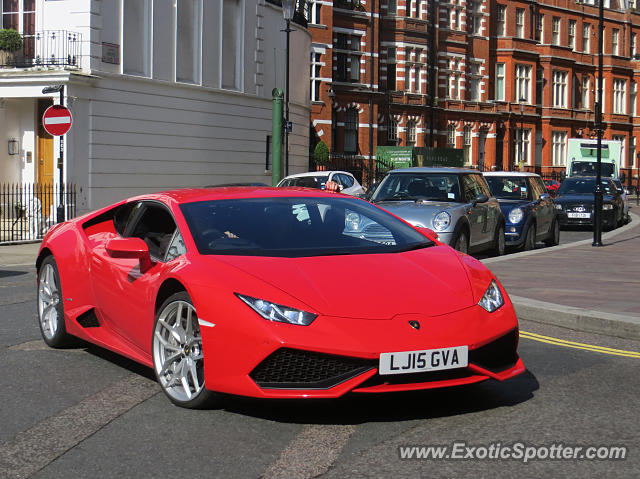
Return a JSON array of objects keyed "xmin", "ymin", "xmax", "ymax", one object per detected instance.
[
  {"xmin": 472, "ymin": 174, "xmax": 491, "ymax": 197},
  {"xmin": 127, "ymin": 204, "xmax": 178, "ymax": 260},
  {"xmin": 165, "ymin": 230, "xmax": 187, "ymax": 262},
  {"xmin": 114, "ymin": 202, "xmax": 142, "ymax": 236},
  {"xmin": 530, "ymin": 178, "xmax": 544, "ymax": 199},
  {"xmin": 339, "ymin": 174, "xmax": 355, "ymax": 188},
  {"xmin": 461, "ymin": 175, "xmax": 481, "ymax": 202}
]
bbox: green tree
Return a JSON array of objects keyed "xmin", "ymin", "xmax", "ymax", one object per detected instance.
[
  {"xmin": 314, "ymin": 141, "xmax": 330, "ymax": 166},
  {"xmin": 0, "ymin": 29, "xmax": 23, "ymax": 52}
]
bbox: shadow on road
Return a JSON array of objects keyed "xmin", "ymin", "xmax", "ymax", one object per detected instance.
[{"xmin": 0, "ymin": 269, "xmax": 29, "ymax": 279}]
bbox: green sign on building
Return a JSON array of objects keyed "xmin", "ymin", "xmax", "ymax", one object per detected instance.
[{"xmin": 375, "ymin": 146, "xmax": 464, "ymax": 174}]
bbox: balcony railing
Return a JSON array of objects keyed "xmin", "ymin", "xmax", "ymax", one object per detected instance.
[{"xmin": 0, "ymin": 30, "xmax": 82, "ymax": 69}]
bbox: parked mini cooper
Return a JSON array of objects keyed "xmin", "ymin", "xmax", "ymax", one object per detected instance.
[
  {"xmin": 483, "ymin": 172, "xmax": 560, "ymax": 251},
  {"xmin": 368, "ymin": 168, "xmax": 505, "ymax": 255}
]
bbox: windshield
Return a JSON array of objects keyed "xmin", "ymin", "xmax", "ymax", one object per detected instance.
[
  {"xmin": 371, "ymin": 173, "xmax": 462, "ymax": 202},
  {"xmin": 557, "ymin": 178, "xmax": 615, "ymax": 195},
  {"xmin": 180, "ymin": 196, "xmax": 433, "ymax": 257},
  {"xmin": 570, "ymin": 161, "xmax": 615, "ymax": 178},
  {"xmin": 485, "ymin": 176, "xmax": 531, "ymax": 200},
  {"xmin": 279, "ymin": 175, "xmax": 328, "ymax": 189}
]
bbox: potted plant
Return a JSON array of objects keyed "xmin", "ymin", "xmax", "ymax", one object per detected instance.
[{"xmin": 0, "ymin": 29, "xmax": 23, "ymax": 67}]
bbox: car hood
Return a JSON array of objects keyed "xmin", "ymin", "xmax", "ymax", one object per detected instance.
[
  {"xmin": 374, "ymin": 200, "xmax": 460, "ymax": 227},
  {"xmin": 206, "ymin": 246, "xmax": 474, "ymax": 319},
  {"xmin": 495, "ymin": 199, "xmax": 532, "ymax": 215},
  {"xmin": 555, "ymin": 193, "xmax": 614, "ymax": 203}
]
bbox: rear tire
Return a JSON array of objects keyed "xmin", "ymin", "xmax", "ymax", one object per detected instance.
[
  {"xmin": 37, "ymin": 256, "xmax": 73, "ymax": 348},
  {"xmin": 152, "ymin": 291, "xmax": 220, "ymax": 409},
  {"xmin": 523, "ymin": 223, "xmax": 536, "ymax": 251},
  {"xmin": 544, "ymin": 219, "xmax": 560, "ymax": 247},
  {"xmin": 491, "ymin": 224, "xmax": 505, "ymax": 256}
]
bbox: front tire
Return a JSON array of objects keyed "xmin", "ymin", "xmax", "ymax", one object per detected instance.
[
  {"xmin": 37, "ymin": 256, "xmax": 72, "ymax": 348},
  {"xmin": 451, "ymin": 228, "xmax": 469, "ymax": 254},
  {"xmin": 491, "ymin": 224, "xmax": 505, "ymax": 256},
  {"xmin": 523, "ymin": 223, "xmax": 536, "ymax": 251},
  {"xmin": 544, "ymin": 219, "xmax": 560, "ymax": 247},
  {"xmin": 152, "ymin": 292, "xmax": 219, "ymax": 409}
]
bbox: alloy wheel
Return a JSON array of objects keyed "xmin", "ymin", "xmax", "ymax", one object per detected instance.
[{"xmin": 38, "ymin": 263, "xmax": 60, "ymax": 340}]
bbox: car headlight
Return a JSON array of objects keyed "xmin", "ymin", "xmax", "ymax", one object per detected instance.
[
  {"xmin": 555, "ymin": 204, "xmax": 563, "ymax": 210},
  {"xmin": 236, "ymin": 294, "xmax": 317, "ymax": 326},
  {"xmin": 345, "ymin": 212, "xmax": 361, "ymax": 231},
  {"xmin": 478, "ymin": 280, "xmax": 504, "ymax": 313},
  {"xmin": 508, "ymin": 207, "xmax": 524, "ymax": 224},
  {"xmin": 433, "ymin": 211, "xmax": 451, "ymax": 231},
  {"xmin": 602, "ymin": 203, "xmax": 613, "ymax": 210}
]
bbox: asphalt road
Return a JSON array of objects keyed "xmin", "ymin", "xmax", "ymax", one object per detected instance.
[{"xmin": 1, "ymin": 261, "xmax": 639, "ymax": 478}]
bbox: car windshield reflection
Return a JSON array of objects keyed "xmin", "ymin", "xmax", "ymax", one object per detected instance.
[{"xmin": 372, "ymin": 173, "xmax": 463, "ymax": 202}]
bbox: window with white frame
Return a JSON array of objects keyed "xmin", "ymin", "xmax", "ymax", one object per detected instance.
[
  {"xmin": 335, "ymin": 34, "xmax": 362, "ymax": 83},
  {"xmin": 597, "ymin": 77, "xmax": 606, "ymax": 113},
  {"xmin": 344, "ymin": 107, "xmax": 358, "ymax": 153},
  {"xmin": 582, "ymin": 76, "xmax": 590, "ymax": 109},
  {"xmin": 516, "ymin": 8, "xmax": 525, "ymax": 39},
  {"xmin": 552, "ymin": 132, "xmax": 567, "ymax": 166},
  {"xmin": 452, "ymin": 7, "xmax": 461, "ymax": 31},
  {"xmin": 407, "ymin": 120, "xmax": 417, "ymax": 146},
  {"xmin": 613, "ymin": 79, "xmax": 626, "ymax": 114},
  {"xmin": 388, "ymin": 118, "xmax": 398, "ymax": 142},
  {"xmin": 552, "ymin": 17, "xmax": 561, "ymax": 46},
  {"xmin": 387, "ymin": 47, "xmax": 396, "ymax": 90},
  {"xmin": 1, "ymin": 0, "xmax": 35, "ymax": 57},
  {"xmin": 515, "ymin": 129, "xmax": 531, "ymax": 165},
  {"xmin": 124, "ymin": 0, "xmax": 150, "ymax": 77},
  {"xmin": 515, "ymin": 64, "xmax": 531, "ymax": 103},
  {"xmin": 310, "ymin": 52, "xmax": 322, "ymax": 101},
  {"xmin": 632, "ymin": 82, "xmax": 638, "ymax": 116},
  {"xmin": 583, "ymin": 23, "xmax": 590, "ymax": 53},
  {"xmin": 463, "ymin": 126, "xmax": 472, "ymax": 164},
  {"xmin": 495, "ymin": 63, "xmax": 505, "ymax": 101},
  {"xmin": 310, "ymin": 0, "xmax": 322, "ymax": 25},
  {"xmin": 469, "ymin": 62, "xmax": 482, "ymax": 101},
  {"xmin": 497, "ymin": 5, "xmax": 506, "ymax": 37},
  {"xmin": 408, "ymin": 49, "xmax": 424, "ymax": 94},
  {"xmin": 630, "ymin": 0, "xmax": 637, "ymax": 9},
  {"xmin": 447, "ymin": 124, "xmax": 456, "ymax": 147},
  {"xmin": 612, "ymin": 29, "xmax": 620, "ymax": 56},
  {"xmin": 631, "ymin": 135, "xmax": 637, "ymax": 168},
  {"xmin": 633, "ymin": 33, "xmax": 638, "ymax": 58},
  {"xmin": 404, "ymin": 48, "xmax": 412, "ymax": 91},
  {"xmin": 569, "ymin": 20, "xmax": 576, "ymax": 50},
  {"xmin": 535, "ymin": 14, "xmax": 543, "ymax": 43},
  {"xmin": 469, "ymin": 1, "xmax": 482, "ymax": 36},
  {"xmin": 448, "ymin": 58, "xmax": 462, "ymax": 99},
  {"xmin": 613, "ymin": 135, "xmax": 626, "ymax": 166},
  {"xmin": 553, "ymin": 71, "xmax": 568, "ymax": 108},
  {"xmin": 221, "ymin": 0, "xmax": 241, "ymax": 89}
]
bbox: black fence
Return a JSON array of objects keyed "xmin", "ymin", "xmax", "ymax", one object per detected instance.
[
  {"xmin": 0, "ymin": 183, "xmax": 76, "ymax": 243},
  {"xmin": 0, "ymin": 30, "xmax": 82, "ymax": 68}
]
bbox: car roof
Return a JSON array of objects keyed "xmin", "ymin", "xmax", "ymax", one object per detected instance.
[
  {"xmin": 483, "ymin": 171, "xmax": 541, "ymax": 178},
  {"xmin": 389, "ymin": 167, "xmax": 482, "ymax": 174},
  {"xmin": 282, "ymin": 171, "xmax": 352, "ymax": 179}
]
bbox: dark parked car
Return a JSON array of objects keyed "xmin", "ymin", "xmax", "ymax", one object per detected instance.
[
  {"xmin": 484, "ymin": 172, "xmax": 560, "ymax": 250},
  {"xmin": 554, "ymin": 177, "xmax": 625, "ymax": 230}
]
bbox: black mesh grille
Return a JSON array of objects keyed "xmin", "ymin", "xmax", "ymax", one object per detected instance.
[
  {"xmin": 76, "ymin": 309, "xmax": 100, "ymax": 328},
  {"xmin": 469, "ymin": 329, "xmax": 519, "ymax": 372},
  {"xmin": 250, "ymin": 348, "xmax": 375, "ymax": 389}
]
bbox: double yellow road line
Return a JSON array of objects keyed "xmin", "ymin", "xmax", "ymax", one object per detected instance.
[{"xmin": 519, "ymin": 330, "xmax": 640, "ymax": 359}]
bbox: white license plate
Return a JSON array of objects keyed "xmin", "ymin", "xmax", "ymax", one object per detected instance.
[
  {"xmin": 379, "ymin": 346, "xmax": 468, "ymax": 375},
  {"xmin": 567, "ymin": 212, "xmax": 591, "ymax": 218}
]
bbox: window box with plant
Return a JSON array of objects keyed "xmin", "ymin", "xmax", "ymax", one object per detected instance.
[{"xmin": 0, "ymin": 29, "xmax": 23, "ymax": 67}]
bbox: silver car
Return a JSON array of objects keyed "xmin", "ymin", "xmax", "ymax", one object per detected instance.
[{"xmin": 368, "ymin": 167, "xmax": 505, "ymax": 255}]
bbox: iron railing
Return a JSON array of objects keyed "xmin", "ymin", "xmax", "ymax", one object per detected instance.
[
  {"xmin": 0, "ymin": 30, "xmax": 82, "ymax": 69},
  {"xmin": 0, "ymin": 183, "xmax": 76, "ymax": 243}
]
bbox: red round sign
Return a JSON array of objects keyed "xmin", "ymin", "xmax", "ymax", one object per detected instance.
[{"xmin": 42, "ymin": 105, "xmax": 73, "ymax": 136}]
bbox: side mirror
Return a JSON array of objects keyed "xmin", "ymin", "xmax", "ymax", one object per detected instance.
[
  {"xmin": 472, "ymin": 193, "xmax": 489, "ymax": 206},
  {"xmin": 417, "ymin": 227, "xmax": 439, "ymax": 242},
  {"xmin": 106, "ymin": 237, "xmax": 153, "ymax": 272}
]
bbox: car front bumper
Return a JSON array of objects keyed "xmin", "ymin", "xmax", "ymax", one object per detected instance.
[{"xmin": 558, "ymin": 210, "xmax": 616, "ymax": 227}]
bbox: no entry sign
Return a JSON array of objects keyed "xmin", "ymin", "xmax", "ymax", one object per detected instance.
[{"xmin": 42, "ymin": 105, "xmax": 73, "ymax": 136}]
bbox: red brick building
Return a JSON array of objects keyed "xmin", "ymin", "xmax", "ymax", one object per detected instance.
[{"xmin": 308, "ymin": 0, "xmax": 640, "ymax": 187}]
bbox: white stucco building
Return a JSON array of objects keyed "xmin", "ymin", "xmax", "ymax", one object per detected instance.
[{"xmin": 0, "ymin": 0, "xmax": 310, "ymax": 214}]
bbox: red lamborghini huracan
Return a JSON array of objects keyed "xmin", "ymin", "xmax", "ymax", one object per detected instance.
[{"xmin": 36, "ymin": 187, "xmax": 525, "ymax": 408}]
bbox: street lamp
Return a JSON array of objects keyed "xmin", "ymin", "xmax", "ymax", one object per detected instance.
[
  {"xmin": 281, "ymin": 0, "xmax": 296, "ymax": 177},
  {"xmin": 519, "ymin": 98, "xmax": 526, "ymax": 172},
  {"xmin": 42, "ymin": 84, "xmax": 66, "ymax": 223},
  {"xmin": 593, "ymin": 0, "xmax": 605, "ymax": 247}
]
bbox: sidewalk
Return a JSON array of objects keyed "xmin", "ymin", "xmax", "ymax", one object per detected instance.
[
  {"xmin": 0, "ymin": 242, "xmax": 40, "ymax": 267},
  {"xmin": 483, "ymin": 213, "xmax": 640, "ymax": 340}
]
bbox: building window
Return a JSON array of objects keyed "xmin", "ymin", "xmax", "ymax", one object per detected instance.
[
  {"xmin": 124, "ymin": 0, "xmax": 150, "ymax": 77},
  {"xmin": 633, "ymin": 33, "xmax": 638, "ymax": 58},
  {"xmin": 387, "ymin": 48, "xmax": 396, "ymax": 91},
  {"xmin": 516, "ymin": 8, "xmax": 525, "ymax": 39},
  {"xmin": 582, "ymin": 76, "xmax": 590, "ymax": 109},
  {"xmin": 495, "ymin": 63, "xmax": 505, "ymax": 101},
  {"xmin": 612, "ymin": 28, "xmax": 620, "ymax": 56},
  {"xmin": 388, "ymin": 0, "xmax": 397, "ymax": 15},
  {"xmin": 407, "ymin": 120, "xmax": 417, "ymax": 146},
  {"xmin": 535, "ymin": 14, "xmax": 543, "ymax": 43},
  {"xmin": 552, "ymin": 132, "xmax": 567, "ymax": 167},
  {"xmin": 405, "ymin": 49, "xmax": 423, "ymax": 94},
  {"xmin": 335, "ymin": 34, "xmax": 362, "ymax": 83},
  {"xmin": 613, "ymin": 135, "xmax": 626, "ymax": 166},
  {"xmin": 448, "ymin": 58, "xmax": 462, "ymax": 100},
  {"xmin": 469, "ymin": 1, "xmax": 482, "ymax": 36},
  {"xmin": 310, "ymin": 0, "xmax": 322, "ymax": 24},
  {"xmin": 552, "ymin": 17, "xmax": 561, "ymax": 46},
  {"xmin": 452, "ymin": 7, "xmax": 461, "ymax": 31},
  {"xmin": 310, "ymin": 52, "xmax": 322, "ymax": 101},
  {"xmin": 552, "ymin": 71, "xmax": 568, "ymax": 108},
  {"xmin": 632, "ymin": 82, "xmax": 638, "ymax": 116},
  {"xmin": 497, "ymin": 5, "xmax": 506, "ymax": 37},
  {"xmin": 463, "ymin": 126, "xmax": 472, "ymax": 165},
  {"xmin": 388, "ymin": 118, "xmax": 398, "ymax": 142},
  {"xmin": 597, "ymin": 77, "xmax": 606, "ymax": 113},
  {"xmin": 515, "ymin": 64, "xmax": 531, "ymax": 103},
  {"xmin": 583, "ymin": 23, "xmax": 591, "ymax": 53},
  {"xmin": 613, "ymin": 79, "xmax": 627, "ymax": 114},
  {"xmin": 469, "ymin": 62, "xmax": 481, "ymax": 102},
  {"xmin": 447, "ymin": 124, "xmax": 456, "ymax": 147},
  {"xmin": 631, "ymin": 135, "xmax": 637, "ymax": 168},
  {"xmin": 569, "ymin": 20, "xmax": 576, "ymax": 50},
  {"xmin": 221, "ymin": 0, "xmax": 241, "ymax": 89},
  {"xmin": 404, "ymin": 48, "xmax": 412, "ymax": 91},
  {"xmin": 515, "ymin": 129, "xmax": 530, "ymax": 165},
  {"xmin": 2, "ymin": 0, "xmax": 35, "ymax": 57},
  {"xmin": 344, "ymin": 108, "xmax": 358, "ymax": 153}
]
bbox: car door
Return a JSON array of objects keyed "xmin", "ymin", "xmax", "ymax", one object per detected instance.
[
  {"xmin": 460, "ymin": 174, "xmax": 488, "ymax": 248},
  {"xmin": 473, "ymin": 173, "xmax": 501, "ymax": 238},
  {"xmin": 90, "ymin": 201, "xmax": 185, "ymax": 353},
  {"xmin": 530, "ymin": 177, "xmax": 553, "ymax": 235}
]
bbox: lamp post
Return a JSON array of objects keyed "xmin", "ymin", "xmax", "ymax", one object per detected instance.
[
  {"xmin": 519, "ymin": 98, "xmax": 526, "ymax": 171},
  {"xmin": 281, "ymin": 0, "xmax": 295, "ymax": 177},
  {"xmin": 593, "ymin": 0, "xmax": 604, "ymax": 247},
  {"xmin": 42, "ymin": 84, "xmax": 65, "ymax": 223},
  {"xmin": 636, "ymin": 152, "xmax": 640, "ymax": 207}
]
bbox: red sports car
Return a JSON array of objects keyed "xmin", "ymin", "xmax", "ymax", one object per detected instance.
[{"xmin": 36, "ymin": 187, "xmax": 525, "ymax": 408}]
